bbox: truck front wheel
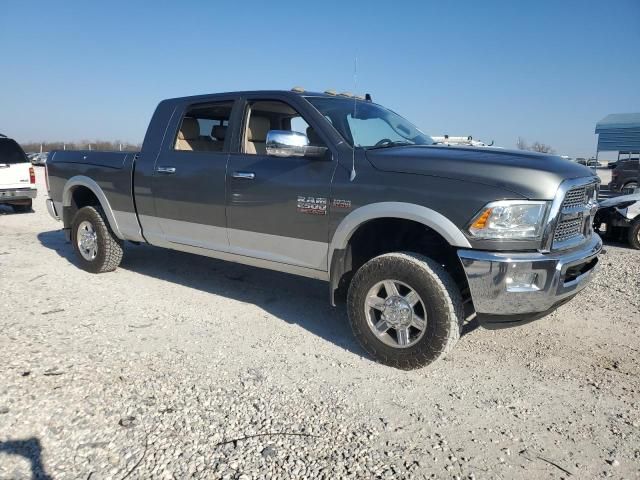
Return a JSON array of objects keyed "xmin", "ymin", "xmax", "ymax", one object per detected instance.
[
  {"xmin": 71, "ymin": 206, "xmax": 123, "ymax": 273},
  {"xmin": 347, "ymin": 252, "xmax": 463, "ymax": 369}
]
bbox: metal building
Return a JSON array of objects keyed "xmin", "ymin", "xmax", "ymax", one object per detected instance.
[{"xmin": 595, "ymin": 113, "xmax": 640, "ymax": 161}]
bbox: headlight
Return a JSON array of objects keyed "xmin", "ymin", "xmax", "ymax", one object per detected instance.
[{"xmin": 467, "ymin": 201, "xmax": 549, "ymax": 240}]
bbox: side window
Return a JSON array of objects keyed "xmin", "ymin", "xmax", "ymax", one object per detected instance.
[
  {"xmin": 243, "ymin": 100, "xmax": 325, "ymax": 155},
  {"xmin": 174, "ymin": 101, "xmax": 233, "ymax": 152}
]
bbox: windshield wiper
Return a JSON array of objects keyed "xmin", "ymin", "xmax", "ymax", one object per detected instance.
[{"xmin": 366, "ymin": 141, "xmax": 413, "ymax": 150}]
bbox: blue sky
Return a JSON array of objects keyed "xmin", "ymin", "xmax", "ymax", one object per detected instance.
[{"xmin": 1, "ymin": 0, "xmax": 639, "ymax": 158}]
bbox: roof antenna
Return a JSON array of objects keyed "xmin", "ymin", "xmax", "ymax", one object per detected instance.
[{"xmin": 350, "ymin": 57, "xmax": 358, "ymax": 182}]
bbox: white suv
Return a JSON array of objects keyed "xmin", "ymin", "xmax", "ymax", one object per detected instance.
[{"xmin": 0, "ymin": 135, "xmax": 37, "ymax": 212}]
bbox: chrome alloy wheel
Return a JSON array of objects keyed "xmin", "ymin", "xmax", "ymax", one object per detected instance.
[
  {"xmin": 364, "ymin": 280, "xmax": 427, "ymax": 348},
  {"xmin": 77, "ymin": 220, "xmax": 98, "ymax": 261}
]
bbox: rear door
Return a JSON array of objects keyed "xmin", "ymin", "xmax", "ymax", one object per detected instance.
[
  {"xmin": 144, "ymin": 96, "xmax": 240, "ymax": 250},
  {"xmin": 0, "ymin": 139, "xmax": 30, "ymax": 188}
]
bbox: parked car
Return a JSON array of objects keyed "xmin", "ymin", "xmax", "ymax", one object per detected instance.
[
  {"xmin": 0, "ymin": 134, "xmax": 37, "ymax": 212},
  {"xmin": 576, "ymin": 158, "xmax": 601, "ymax": 168},
  {"xmin": 431, "ymin": 135, "xmax": 495, "ymax": 147},
  {"xmin": 594, "ymin": 193, "xmax": 640, "ymax": 249},
  {"xmin": 31, "ymin": 152, "xmax": 49, "ymax": 166},
  {"xmin": 609, "ymin": 156, "xmax": 639, "ymax": 194},
  {"xmin": 45, "ymin": 89, "xmax": 602, "ymax": 369}
]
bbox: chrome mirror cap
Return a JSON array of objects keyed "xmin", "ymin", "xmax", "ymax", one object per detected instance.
[{"xmin": 266, "ymin": 130, "xmax": 327, "ymax": 158}]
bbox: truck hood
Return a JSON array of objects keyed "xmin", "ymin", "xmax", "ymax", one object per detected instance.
[{"xmin": 365, "ymin": 145, "xmax": 596, "ymax": 199}]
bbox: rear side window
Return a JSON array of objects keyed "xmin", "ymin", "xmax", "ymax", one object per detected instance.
[
  {"xmin": 174, "ymin": 101, "xmax": 234, "ymax": 153},
  {"xmin": 0, "ymin": 139, "xmax": 27, "ymax": 164}
]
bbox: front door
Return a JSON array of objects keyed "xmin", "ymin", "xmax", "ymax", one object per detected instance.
[
  {"xmin": 147, "ymin": 99, "xmax": 237, "ymax": 250},
  {"xmin": 226, "ymin": 98, "xmax": 336, "ymax": 271}
]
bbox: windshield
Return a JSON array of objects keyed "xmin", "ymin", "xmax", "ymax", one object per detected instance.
[
  {"xmin": 0, "ymin": 139, "xmax": 28, "ymax": 164},
  {"xmin": 306, "ymin": 97, "xmax": 434, "ymax": 148}
]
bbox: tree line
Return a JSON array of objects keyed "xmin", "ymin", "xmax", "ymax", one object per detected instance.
[
  {"xmin": 20, "ymin": 140, "xmax": 141, "ymax": 153},
  {"xmin": 516, "ymin": 137, "xmax": 555, "ymax": 154}
]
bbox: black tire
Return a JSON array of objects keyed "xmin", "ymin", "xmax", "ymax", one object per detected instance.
[
  {"xmin": 71, "ymin": 206, "xmax": 123, "ymax": 273},
  {"xmin": 628, "ymin": 218, "xmax": 640, "ymax": 250},
  {"xmin": 347, "ymin": 252, "xmax": 463, "ymax": 369},
  {"xmin": 622, "ymin": 182, "xmax": 638, "ymax": 195},
  {"xmin": 11, "ymin": 200, "xmax": 32, "ymax": 213}
]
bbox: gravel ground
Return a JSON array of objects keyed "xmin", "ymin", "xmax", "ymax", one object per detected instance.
[{"xmin": 1, "ymin": 168, "xmax": 639, "ymax": 479}]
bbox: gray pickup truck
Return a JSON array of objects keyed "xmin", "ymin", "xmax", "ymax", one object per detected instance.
[{"xmin": 46, "ymin": 89, "xmax": 602, "ymax": 369}]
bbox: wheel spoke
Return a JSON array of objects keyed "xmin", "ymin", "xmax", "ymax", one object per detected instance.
[
  {"xmin": 404, "ymin": 290, "xmax": 420, "ymax": 307},
  {"xmin": 374, "ymin": 318, "xmax": 390, "ymax": 334},
  {"xmin": 366, "ymin": 295, "xmax": 385, "ymax": 311},
  {"xmin": 410, "ymin": 314, "xmax": 426, "ymax": 331},
  {"xmin": 383, "ymin": 281, "xmax": 399, "ymax": 297},
  {"xmin": 396, "ymin": 326, "xmax": 410, "ymax": 346}
]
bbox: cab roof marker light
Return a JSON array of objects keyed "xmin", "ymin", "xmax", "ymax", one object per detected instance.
[
  {"xmin": 324, "ymin": 89, "xmax": 337, "ymax": 96},
  {"xmin": 291, "ymin": 86, "xmax": 305, "ymax": 93}
]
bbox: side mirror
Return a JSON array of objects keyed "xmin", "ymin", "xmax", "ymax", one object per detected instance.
[{"xmin": 266, "ymin": 130, "xmax": 328, "ymax": 158}]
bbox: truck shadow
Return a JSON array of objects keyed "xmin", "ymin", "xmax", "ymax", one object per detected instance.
[
  {"xmin": 601, "ymin": 236, "xmax": 637, "ymax": 251},
  {"xmin": 0, "ymin": 437, "xmax": 52, "ymax": 479},
  {"xmin": 37, "ymin": 230, "xmax": 365, "ymax": 357}
]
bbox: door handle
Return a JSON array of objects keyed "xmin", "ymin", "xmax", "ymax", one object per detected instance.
[
  {"xmin": 232, "ymin": 171, "xmax": 255, "ymax": 180},
  {"xmin": 156, "ymin": 166, "xmax": 176, "ymax": 174}
]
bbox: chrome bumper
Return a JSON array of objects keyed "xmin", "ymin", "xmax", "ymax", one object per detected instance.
[
  {"xmin": 46, "ymin": 198, "xmax": 60, "ymax": 220},
  {"xmin": 458, "ymin": 235, "xmax": 602, "ymax": 318},
  {"xmin": 0, "ymin": 188, "xmax": 37, "ymax": 201}
]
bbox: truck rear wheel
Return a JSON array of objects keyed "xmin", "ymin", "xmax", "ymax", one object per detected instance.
[
  {"xmin": 347, "ymin": 252, "xmax": 463, "ymax": 369},
  {"xmin": 71, "ymin": 206, "xmax": 123, "ymax": 273}
]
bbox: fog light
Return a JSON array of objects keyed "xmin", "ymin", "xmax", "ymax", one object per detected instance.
[{"xmin": 506, "ymin": 271, "xmax": 540, "ymax": 292}]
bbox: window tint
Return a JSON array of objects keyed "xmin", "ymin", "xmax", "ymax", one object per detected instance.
[
  {"xmin": 243, "ymin": 100, "xmax": 325, "ymax": 155},
  {"xmin": 174, "ymin": 101, "xmax": 233, "ymax": 152},
  {"xmin": 0, "ymin": 139, "xmax": 28, "ymax": 164}
]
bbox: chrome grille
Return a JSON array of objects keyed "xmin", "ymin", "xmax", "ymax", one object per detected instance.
[
  {"xmin": 562, "ymin": 186, "xmax": 587, "ymax": 209},
  {"xmin": 551, "ymin": 181, "xmax": 598, "ymax": 250},
  {"xmin": 554, "ymin": 217, "xmax": 583, "ymax": 243}
]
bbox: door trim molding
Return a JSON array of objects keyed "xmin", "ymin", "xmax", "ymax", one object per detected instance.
[{"xmin": 141, "ymin": 215, "xmax": 329, "ymax": 275}]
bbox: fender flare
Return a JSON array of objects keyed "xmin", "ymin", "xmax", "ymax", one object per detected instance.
[
  {"xmin": 329, "ymin": 202, "xmax": 471, "ymax": 255},
  {"xmin": 327, "ymin": 202, "xmax": 471, "ymax": 305},
  {"xmin": 62, "ymin": 175, "xmax": 124, "ymax": 239}
]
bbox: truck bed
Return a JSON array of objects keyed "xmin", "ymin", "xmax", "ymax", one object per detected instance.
[{"xmin": 46, "ymin": 150, "xmax": 142, "ymax": 241}]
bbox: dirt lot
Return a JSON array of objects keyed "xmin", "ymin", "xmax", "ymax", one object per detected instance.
[{"xmin": 1, "ymin": 168, "xmax": 639, "ymax": 479}]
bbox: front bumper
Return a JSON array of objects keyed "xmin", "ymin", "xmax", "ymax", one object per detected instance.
[
  {"xmin": 0, "ymin": 187, "xmax": 37, "ymax": 202},
  {"xmin": 458, "ymin": 235, "xmax": 602, "ymax": 326}
]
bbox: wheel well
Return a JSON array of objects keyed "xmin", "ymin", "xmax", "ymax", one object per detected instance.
[
  {"xmin": 63, "ymin": 186, "xmax": 100, "ymax": 229},
  {"xmin": 332, "ymin": 218, "xmax": 469, "ymax": 303}
]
